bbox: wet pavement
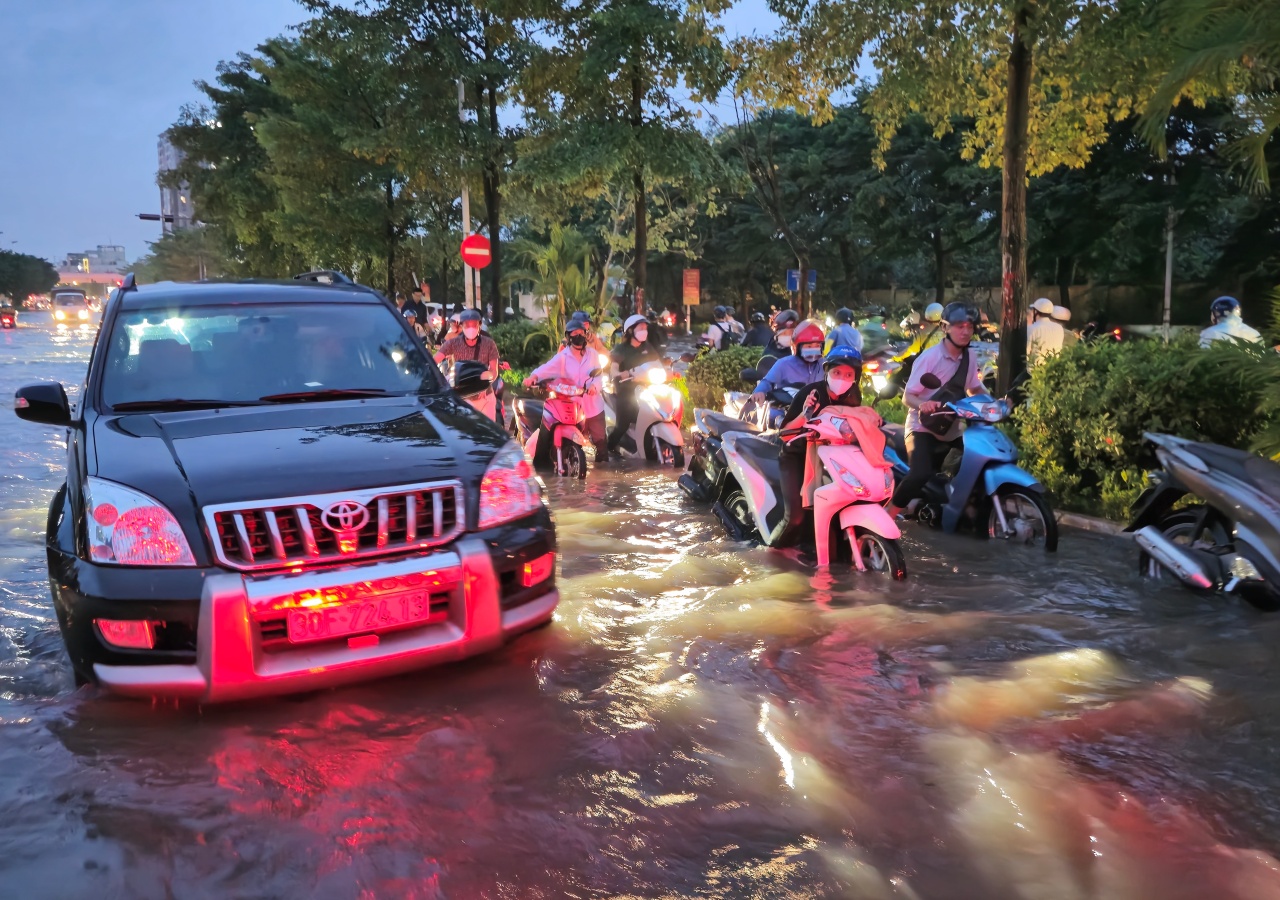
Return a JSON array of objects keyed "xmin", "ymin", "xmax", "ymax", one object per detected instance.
[{"xmin": 3, "ymin": 313, "xmax": 1280, "ymax": 898}]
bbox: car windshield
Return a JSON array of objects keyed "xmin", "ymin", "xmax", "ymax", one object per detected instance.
[
  {"xmin": 54, "ymin": 295, "xmax": 86, "ymax": 307},
  {"xmin": 99, "ymin": 302, "xmax": 440, "ymax": 410}
]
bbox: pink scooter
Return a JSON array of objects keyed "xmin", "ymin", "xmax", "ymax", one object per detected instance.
[{"xmin": 511, "ymin": 370, "xmax": 602, "ymax": 479}]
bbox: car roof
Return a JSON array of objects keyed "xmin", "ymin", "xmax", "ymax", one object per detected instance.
[{"xmin": 115, "ymin": 280, "xmax": 388, "ymax": 311}]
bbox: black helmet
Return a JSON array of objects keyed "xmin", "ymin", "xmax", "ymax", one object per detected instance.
[
  {"xmin": 564, "ymin": 318, "xmax": 585, "ymax": 335},
  {"xmin": 460, "ymin": 308, "xmax": 482, "ymax": 324},
  {"xmin": 941, "ymin": 302, "xmax": 978, "ymax": 326},
  {"xmin": 1210, "ymin": 296, "xmax": 1241, "ymax": 323},
  {"xmin": 750, "ymin": 311, "xmax": 766, "ymax": 324},
  {"xmin": 774, "ymin": 309, "xmax": 800, "ymax": 329},
  {"xmin": 836, "ymin": 307, "xmax": 854, "ymax": 324},
  {"xmin": 713, "ymin": 305, "xmax": 728, "ymax": 320}
]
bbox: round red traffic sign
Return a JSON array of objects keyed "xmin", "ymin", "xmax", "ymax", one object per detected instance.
[{"xmin": 460, "ymin": 233, "xmax": 492, "ymax": 269}]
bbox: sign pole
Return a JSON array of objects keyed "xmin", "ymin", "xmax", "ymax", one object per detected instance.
[{"xmin": 458, "ymin": 80, "xmax": 474, "ymax": 310}]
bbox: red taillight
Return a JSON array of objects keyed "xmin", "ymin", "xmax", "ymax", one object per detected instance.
[
  {"xmin": 93, "ymin": 503, "xmax": 119, "ymax": 526},
  {"xmin": 864, "ymin": 361, "xmax": 880, "ymax": 372},
  {"xmin": 96, "ymin": 619, "xmax": 157, "ymax": 649},
  {"xmin": 111, "ymin": 505, "xmax": 193, "ymax": 565},
  {"xmin": 522, "ymin": 551, "xmax": 555, "ymax": 587}
]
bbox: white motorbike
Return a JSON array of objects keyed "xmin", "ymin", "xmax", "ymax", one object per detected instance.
[
  {"xmin": 715, "ymin": 405, "xmax": 906, "ymax": 577},
  {"xmin": 609, "ymin": 360, "xmax": 686, "ymax": 466}
]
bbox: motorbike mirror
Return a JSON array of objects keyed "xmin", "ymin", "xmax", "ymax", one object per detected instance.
[
  {"xmin": 739, "ymin": 368, "xmax": 760, "ymax": 384},
  {"xmin": 679, "ymin": 352, "xmax": 696, "ymax": 363},
  {"xmin": 919, "ymin": 373, "xmax": 942, "ymax": 390},
  {"xmin": 588, "ymin": 367, "xmax": 603, "ymax": 378}
]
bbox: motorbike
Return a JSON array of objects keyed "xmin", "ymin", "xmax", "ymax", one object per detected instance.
[
  {"xmin": 679, "ymin": 407, "xmax": 763, "ymax": 503},
  {"xmin": 0, "ymin": 307, "xmax": 15, "ymax": 330},
  {"xmin": 882, "ymin": 372, "xmax": 1057, "ymax": 550},
  {"xmin": 725, "ymin": 365, "xmax": 798, "ymax": 431},
  {"xmin": 709, "ymin": 406, "xmax": 907, "ymax": 577},
  {"xmin": 450, "ymin": 359, "xmax": 499, "ymax": 424},
  {"xmin": 1124, "ymin": 433, "xmax": 1280, "ymax": 607},
  {"xmin": 607, "ymin": 360, "xmax": 686, "ymax": 466},
  {"xmin": 511, "ymin": 368, "xmax": 602, "ymax": 479}
]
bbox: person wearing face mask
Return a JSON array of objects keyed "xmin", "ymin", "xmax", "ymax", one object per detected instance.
[
  {"xmin": 750, "ymin": 318, "xmax": 826, "ymax": 406},
  {"xmin": 762, "ymin": 309, "xmax": 800, "ymax": 363},
  {"xmin": 525, "ymin": 320, "xmax": 609, "ymax": 465},
  {"xmin": 607, "ymin": 314, "xmax": 660, "ymax": 454},
  {"xmin": 767, "ymin": 345, "xmax": 864, "ymax": 547},
  {"xmin": 436, "ymin": 309, "xmax": 501, "ymax": 419},
  {"xmin": 884, "ymin": 302, "xmax": 986, "ymax": 521}
]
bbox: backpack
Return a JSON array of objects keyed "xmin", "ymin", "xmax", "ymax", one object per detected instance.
[{"xmin": 717, "ymin": 324, "xmax": 743, "ymax": 351}]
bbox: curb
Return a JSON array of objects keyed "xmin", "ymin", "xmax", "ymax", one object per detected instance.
[{"xmin": 1055, "ymin": 510, "xmax": 1127, "ymax": 536}]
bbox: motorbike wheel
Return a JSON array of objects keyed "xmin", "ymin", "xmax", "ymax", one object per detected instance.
[
  {"xmin": 852, "ymin": 528, "xmax": 908, "ymax": 580},
  {"xmin": 564, "ymin": 444, "xmax": 587, "ymax": 479},
  {"xmin": 721, "ymin": 489, "xmax": 758, "ymax": 541},
  {"xmin": 1138, "ymin": 507, "xmax": 1229, "ymax": 581},
  {"xmin": 656, "ymin": 438, "xmax": 683, "ymax": 467},
  {"xmin": 988, "ymin": 487, "xmax": 1058, "ymax": 552}
]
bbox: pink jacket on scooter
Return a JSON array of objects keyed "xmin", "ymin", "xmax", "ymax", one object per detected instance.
[{"xmin": 530, "ymin": 347, "xmax": 606, "ymax": 418}]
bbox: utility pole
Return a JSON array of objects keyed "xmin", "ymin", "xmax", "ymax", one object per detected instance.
[
  {"xmin": 1162, "ymin": 202, "xmax": 1176, "ymax": 343},
  {"xmin": 458, "ymin": 80, "xmax": 475, "ymax": 310}
]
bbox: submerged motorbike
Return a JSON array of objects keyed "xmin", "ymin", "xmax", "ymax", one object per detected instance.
[
  {"xmin": 883, "ymin": 372, "xmax": 1057, "ymax": 550},
  {"xmin": 0, "ymin": 307, "xmax": 15, "ymax": 330},
  {"xmin": 1125, "ymin": 433, "xmax": 1280, "ymax": 607},
  {"xmin": 608, "ymin": 360, "xmax": 686, "ymax": 466},
  {"xmin": 512, "ymin": 368, "xmax": 602, "ymax": 479},
  {"xmin": 711, "ymin": 406, "xmax": 906, "ymax": 577}
]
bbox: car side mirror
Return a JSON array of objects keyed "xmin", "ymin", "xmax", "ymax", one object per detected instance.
[
  {"xmin": 739, "ymin": 368, "xmax": 760, "ymax": 384},
  {"xmin": 919, "ymin": 373, "xmax": 942, "ymax": 390},
  {"xmin": 15, "ymin": 383, "xmax": 71, "ymax": 426}
]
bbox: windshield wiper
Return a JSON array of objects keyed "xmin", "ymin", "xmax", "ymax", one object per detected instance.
[
  {"xmin": 111, "ymin": 398, "xmax": 266, "ymax": 412},
  {"xmin": 258, "ymin": 388, "xmax": 395, "ymax": 403}
]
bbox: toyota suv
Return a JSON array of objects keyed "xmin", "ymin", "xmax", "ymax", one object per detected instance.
[{"xmin": 15, "ymin": 273, "xmax": 557, "ymax": 702}]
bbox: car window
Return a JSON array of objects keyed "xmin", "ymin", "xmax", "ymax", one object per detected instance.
[
  {"xmin": 99, "ymin": 302, "xmax": 441, "ymax": 409},
  {"xmin": 55, "ymin": 295, "xmax": 87, "ymax": 307}
]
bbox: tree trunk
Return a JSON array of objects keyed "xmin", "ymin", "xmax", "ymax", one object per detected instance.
[
  {"xmin": 997, "ymin": 3, "xmax": 1033, "ymax": 395},
  {"xmin": 932, "ymin": 229, "xmax": 947, "ymax": 304},
  {"xmin": 631, "ymin": 72, "xmax": 646, "ymax": 315},
  {"xmin": 1056, "ymin": 255, "xmax": 1074, "ymax": 309},
  {"xmin": 798, "ymin": 258, "xmax": 811, "ymax": 319}
]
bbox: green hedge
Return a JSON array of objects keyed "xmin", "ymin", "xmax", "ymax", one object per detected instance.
[
  {"xmin": 1015, "ymin": 336, "xmax": 1269, "ymax": 520},
  {"xmin": 684, "ymin": 345, "xmax": 765, "ymax": 411},
  {"xmin": 490, "ymin": 320, "xmax": 552, "ymax": 369}
]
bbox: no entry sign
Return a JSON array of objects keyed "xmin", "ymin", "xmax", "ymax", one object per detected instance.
[{"xmin": 460, "ymin": 233, "xmax": 492, "ymax": 269}]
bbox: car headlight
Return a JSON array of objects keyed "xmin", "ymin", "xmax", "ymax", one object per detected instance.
[
  {"xmin": 55, "ymin": 310, "xmax": 66, "ymax": 320},
  {"xmin": 85, "ymin": 477, "xmax": 196, "ymax": 566},
  {"xmin": 477, "ymin": 441, "xmax": 543, "ymax": 529},
  {"xmin": 78, "ymin": 309, "xmax": 89, "ymax": 320}
]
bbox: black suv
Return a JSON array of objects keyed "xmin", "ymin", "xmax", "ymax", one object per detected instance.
[{"xmin": 15, "ymin": 273, "xmax": 557, "ymax": 701}]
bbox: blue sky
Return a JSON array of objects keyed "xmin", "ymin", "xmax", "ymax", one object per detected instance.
[{"xmin": 0, "ymin": 0, "xmax": 781, "ymax": 267}]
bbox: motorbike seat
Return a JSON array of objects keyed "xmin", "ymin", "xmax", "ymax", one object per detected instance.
[
  {"xmin": 880, "ymin": 423, "xmax": 907, "ymax": 459},
  {"xmin": 1187, "ymin": 442, "xmax": 1280, "ymax": 504},
  {"xmin": 727, "ymin": 432, "xmax": 783, "ymax": 485},
  {"xmin": 698, "ymin": 409, "xmax": 760, "ymax": 439}
]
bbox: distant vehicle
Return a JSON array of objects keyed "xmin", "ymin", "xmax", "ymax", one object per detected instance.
[
  {"xmin": 51, "ymin": 289, "xmax": 92, "ymax": 325},
  {"xmin": 0, "ymin": 305, "xmax": 16, "ymax": 329}
]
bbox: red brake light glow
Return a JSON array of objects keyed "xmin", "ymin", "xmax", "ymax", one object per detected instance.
[
  {"xmin": 522, "ymin": 552, "xmax": 555, "ymax": 587},
  {"xmin": 96, "ymin": 619, "xmax": 157, "ymax": 650},
  {"xmin": 93, "ymin": 503, "xmax": 119, "ymax": 526},
  {"xmin": 864, "ymin": 361, "xmax": 880, "ymax": 372}
]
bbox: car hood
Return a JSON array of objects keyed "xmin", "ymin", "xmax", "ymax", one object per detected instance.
[{"xmin": 91, "ymin": 396, "xmax": 508, "ymax": 512}]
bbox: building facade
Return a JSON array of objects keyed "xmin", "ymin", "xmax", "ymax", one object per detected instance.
[{"xmin": 61, "ymin": 245, "xmax": 127, "ymax": 274}]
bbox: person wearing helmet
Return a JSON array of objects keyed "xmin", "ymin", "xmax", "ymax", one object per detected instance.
[
  {"xmin": 1200, "ymin": 296, "xmax": 1262, "ymax": 348},
  {"xmin": 892, "ymin": 303, "xmax": 945, "ymax": 362},
  {"xmin": 569, "ymin": 311, "xmax": 610, "ymax": 355},
  {"xmin": 826, "ymin": 307, "xmax": 863, "ymax": 356},
  {"xmin": 884, "ymin": 302, "xmax": 986, "ymax": 521},
  {"xmin": 1052, "ymin": 305, "xmax": 1079, "ymax": 349},
  {"xmin": 763, "ymin": 309, "xmax": 800, "ymax": 360},
  {"xmin": 742, "ymin": 311, "xmax": 773, "ymax": 348},
  {"xmin": 703, "ymin": 305, "xmax": 741, "ymax": 352},
  {"xmin": 900, "ymin": 309, "xmax": 922, "ymax": 330},
  {"xmin": 1027, "ymin": 297, "xmax": 1065, "ymax": 366},
  {"xmin": 524, "ymin": 319, "xmax": 610, "ymax": 466},
  {"xmin": 436, "ymin": 308, "xmax": 501, "ymax": 420},
  {"xmin": 725, "ymin": 306, "xmax": 746, "ymax": 339},
  {"xmin": 607, "ymin": 314, "xmax": 661, "ymax": 453},
  {"xmin": 763, "ymin": 346, "xmax": 866, "ymax": 546},
  {"xmin": 401, "ymin": 306, "xmax": 426, "ymax": 338},
  {"xmin": 751, "ymin": 318, "xmax": 826, "ymax": 404}
]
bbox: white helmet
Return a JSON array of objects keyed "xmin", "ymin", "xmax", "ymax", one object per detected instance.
[
  {"xmin": 1031, "ymin": 297, "xmax": 1055, "ymax": 316},
  {"xmin": 923, "ymin": 303, "xmax": 944, "ymax": 323},
  {"xmin": 623, "ymin": 313, "xmax": 647, "ymax": 334},
  {"xmin": 1051, "ymin": 305, "xmax": 1071, "ymax": 323}
]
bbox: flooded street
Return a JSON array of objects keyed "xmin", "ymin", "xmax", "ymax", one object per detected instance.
[{"xmin": 4, "ymin": 315, "xmax": 1280, "ymax": 898}]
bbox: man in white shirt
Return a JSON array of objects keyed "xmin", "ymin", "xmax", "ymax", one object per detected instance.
[
  {"xmin": 1200, "ymin": 296, "xmax": 1262, "ymax": 348},
  {"xmin": 1026, "ymin": 297, "xmax": 1065, "ymax": 367}
]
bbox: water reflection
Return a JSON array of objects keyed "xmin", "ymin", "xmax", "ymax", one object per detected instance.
[{"xmin": 0, "ymin": 315, "xmax": 1278, "ymax": 896}]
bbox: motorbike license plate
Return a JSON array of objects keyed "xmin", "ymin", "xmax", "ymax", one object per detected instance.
[{"xmin": 286, "ymin": 590, "xmax": 437, "ymax": 644}]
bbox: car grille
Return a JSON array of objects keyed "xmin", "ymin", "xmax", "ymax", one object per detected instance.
[{"xmin": 204, "ymin": 481, "xmax": 463, "ymax": 572}]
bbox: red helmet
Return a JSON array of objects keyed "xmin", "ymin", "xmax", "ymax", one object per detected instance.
[{"xmin": 792, "ymin": 319, "xmax": 825, "ymax": 353}]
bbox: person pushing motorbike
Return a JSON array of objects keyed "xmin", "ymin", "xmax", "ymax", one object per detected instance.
[
  {"xmin": 751, "ymin": 318, "xmax": 826, "ymax": 405},
  {"xmin": 768, "ymin": 345, "xmax": 864, "ymax": 547},
  {"xmin": 525, "ymin": 319, "xmax": 609, "ymax": 466},
  {"xmin": 435, "ymin": 309, "xmax": 500, "ymax": 420},
  {"xmin": 608, "ymin": 314, "xmax": 660, "ymax": 454},
  {"xmin": 884, "ymin": 302, "xmax": 986, "ymax": 521}
]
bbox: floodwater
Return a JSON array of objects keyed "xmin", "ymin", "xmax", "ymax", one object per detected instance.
[{"xmin": 3, "ymin": 313, "xmax": 1280, "ymax": 899}]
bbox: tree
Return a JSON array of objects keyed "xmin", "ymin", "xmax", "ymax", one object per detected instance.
[
  {"xmin": 520, "ymin": 0, "xmax": 729, "ymax": 313},
  {"xmin": 737, "ymin": 0, "xmax": 1160, "ymax": 390},
  {"xmin": 129, "ymin": 227, "xmax": 233, "ymax": 283},
  {"xmin": 0, "ymin": 251, "xmax": 58, "ymax": 306}
]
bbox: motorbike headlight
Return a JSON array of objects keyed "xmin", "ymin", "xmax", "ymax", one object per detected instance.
[
  {"xmin": 85, "ymin": 477, "xmax": 196, "ymax": 566},
  {"xmin": 477, "ymin": 441, "xmax": 542, "ymax": 529},
  {"xmin": 871, "ymin": 374, "xmax": 888, "ymax": 392},
  {"xmin": 647, "ymin": 367, "xmax": 667, "ymax": 385}
]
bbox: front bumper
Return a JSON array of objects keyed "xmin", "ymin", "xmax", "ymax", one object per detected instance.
[{"xmin": 50, "ymin": 511, "xmax": 557, "ymax": 702}]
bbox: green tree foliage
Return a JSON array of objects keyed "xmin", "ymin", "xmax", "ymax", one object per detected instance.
[
  {"xmin": 129, "ymin": 227, "xmax": 233, "ymax": 283},
  {"xmin": 519, "ymin": 0, "xmax": 729, "ymax": 312},
  {"xmin": 0, "ymin": 251, "xmax": 58, "ymax": 306}
]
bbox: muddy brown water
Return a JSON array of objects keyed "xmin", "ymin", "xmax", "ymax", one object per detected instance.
[{"xmin": 2, "ymin": 314, "xmax": 1280, "ymax": 899}]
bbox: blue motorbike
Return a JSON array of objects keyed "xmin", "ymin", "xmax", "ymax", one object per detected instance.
[{"xmin": 880, "ymin": 376, "xmax": 1057, "ymax": 551}]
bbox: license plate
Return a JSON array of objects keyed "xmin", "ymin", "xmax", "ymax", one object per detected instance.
[{"xmin": 286, "ymin": 590, "xmax": 437, "ymax": 644}]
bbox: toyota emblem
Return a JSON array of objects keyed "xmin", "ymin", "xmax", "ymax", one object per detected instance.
[{"xmin": 322, "ymin": 500, "xmax": 370, "ymax": 533}]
